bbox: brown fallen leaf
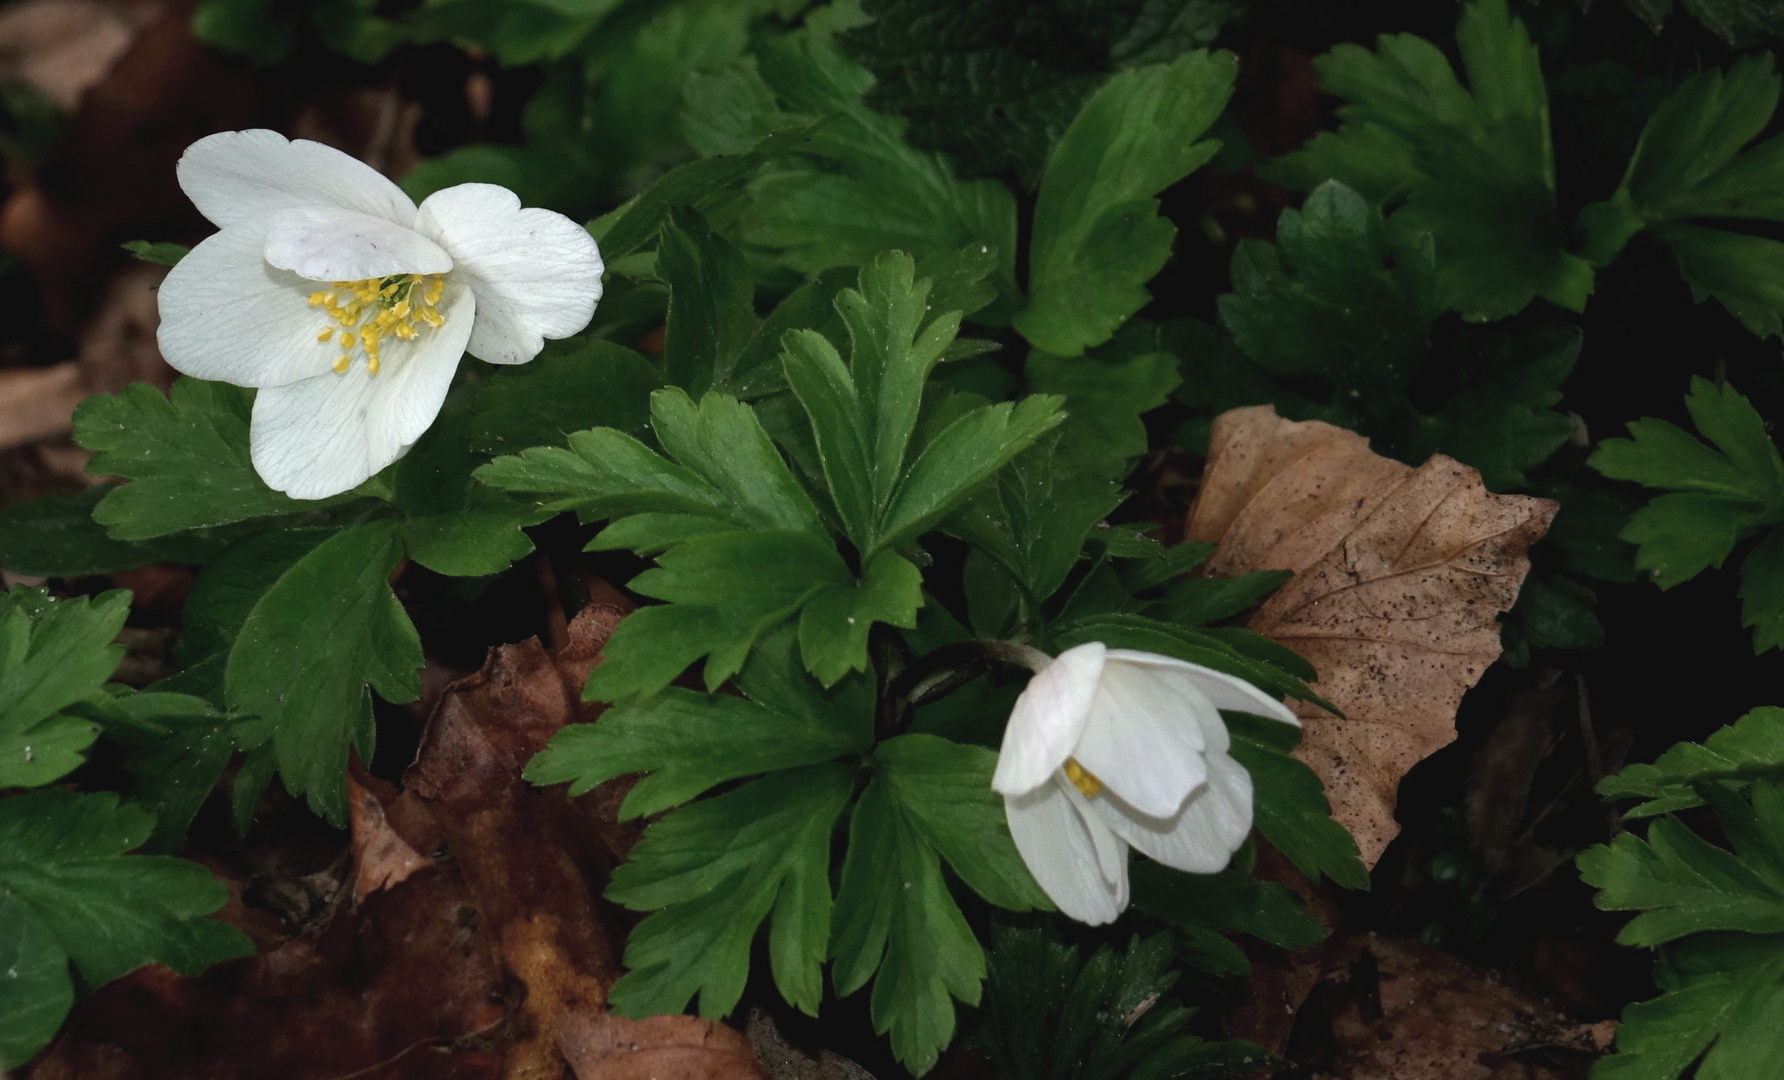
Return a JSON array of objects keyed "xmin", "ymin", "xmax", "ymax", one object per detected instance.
[
  {"xmin": 0, "ymin": 364, "xmax": 85, "ymax": 449},
  {"xmin": 1186, "ymin": 406, "xmax": 1556, "ymax": 868},
  {"xmin": 25, "ymin": 601, "xmax": 639, "ymax": 1079},
  {"xmin": 1289, "ymin": 931, "xmax": 1612, "ymax": 1080},
  {"xmin": 746, "ymin": 1008, "xmax": 876, "ymax": 1080},
  {"xmin": 555, "ymin": 1012, "xmax": 767, "ymax": 1080}
]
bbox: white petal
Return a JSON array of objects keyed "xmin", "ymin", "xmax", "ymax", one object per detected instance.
[
  {"xmin": 1071, "ymin": 658, "xmax": 1211, "ymax": 817},
  {"xmin": 367, "ymin": 280, "xmax": 476, "ymax": 450},
  {"xmin": 991, "ymin": 642, "xmax": 1106, "ymax": 795},
  {"xmin": 1091, "ymin": 752, "xmax": 1253, "ymax": 874},
  {"xmin": 157, "ymin": 226, "xmax": 346, "ymax": 388},
  {"xmin": 413, "ymin": 183, "xmax": 603, "ymax": 365},
  {"xmin": 264, "ymin": 206, "xmax": 452, "ymax": 281},
  {"xmin": 178, "ymin": 129, "xmax": 418, "ymax": 231},
  {"xmin": 1105, "ymin": 648, "xmax": 1301, "ymax": 728},
  {"xmin": 1004, "ymin": 779, "xmax": 1128, "ymax": 925},
  {"xmin": 249, "ymin": 283, "xmax": 474, "ymax": 499}
]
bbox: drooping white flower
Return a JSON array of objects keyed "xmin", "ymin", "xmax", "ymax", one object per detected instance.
[
  {"xmin": 156, "ymin": 129, "xmax": 604, "ymax": 499},
  {"xmin": 991, "ymin": 641, "xmax": 1300, "ymax": 925}
]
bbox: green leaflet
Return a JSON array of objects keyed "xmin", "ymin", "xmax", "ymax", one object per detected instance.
[
  {"xmin": 1014, "ymin": 50, "xmax": 1234, "ymax": 355},
  {"xmin": 780, "ymin": 251, "xmax": 1066, "ymax": 558},
  {"xmin": 1581, "ymin": 780, "xmax": 1784, "ymax": 947},
  {"xmin": 1595, "ymin": 934, "xmax": 1784, "ymax": 1080},
  {"xmin": 526, "ymin": 625, "xmax": 874, "ymax": 817},
  {"xmin": 72, "ymin": 379, "xmax": 358, "ymax": 541},
  {"xmin": 1223, "ymin": 712, "xmax": 1371, "ymax": 891},
  {"xmin": 693, "ymin": 31, "xmax": 1021, "ymax": 309},
  {"xmin": 1589, "ymin": 377, "xmax": 1784, "ymax": 651},
  {"xmin": 467, "ymin": 337, "xmax": 662, "ymax": 456},
  {"xmin": 0, "ymin": 486, "xmax": 231, "ymax": 578},
  {"xmin": 605, "ymin": 763, "xmax": 856, "ymax": 1020},
  {"xmin": 1597, "ymin": 707, "xmax": 1784, "ymax": 818},
  {"xmin": 1267, "ymin": 0, "xmax": 1592, "ymax": 320},
  {"xmin": 977, "ymin": 924, "xmax": 1275, "ymax": 1080},
  {"xmin": 1577, "ymin": 53, "xmax": 1784, "ymax": 339},
  {"xmin": 0, "ymin": 588, "xmax": 130, "ymax": 790},
  {"xmin": 224, "ymin": 521, "xmax": 423, "ymax": 823},
  {"xmin": 840, "ymin": 0, "xmax": 1238, "ymax": 187},
  {"xmin": 0, "ymin": 790, "xmax": 252, "ymax": 1069}
]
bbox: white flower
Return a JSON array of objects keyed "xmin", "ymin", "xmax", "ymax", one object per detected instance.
[
  {"xmin": 156, "ymin": 129, "xmax": 604, "ymax": 499},
  {"xmin": 990, "ymin": 641, "xmax": 1300, "ymax": 925}
]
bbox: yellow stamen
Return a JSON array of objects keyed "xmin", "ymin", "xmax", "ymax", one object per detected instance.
[
  {"xmin": 309, "ymin": 271, "xmax": 447, "ymax": 376},
  {"xmin": 1064, "ymin": 758, "xmax": 1103, "ymax": 799}
]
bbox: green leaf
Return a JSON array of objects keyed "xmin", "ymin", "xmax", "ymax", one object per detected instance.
[
  {"xmin": 1015, "ymin": 50, "xmax": 1235, "ymax": 355},
  {"xmin": 659, "ymin": 206, "xmax": 755, "ymax": 397},
  {"xmin": 780, "ymin": 250, "xmax": 997, "ymax": 555},
  {"xmin": 831, "ymin": 757, "xmax": 987, "ymax": 1075},
  {"xmin": 948, "ymin": 431, "xmax": 1124, "ymax": 611},
  {"xmin": 1576, "ymin": 53, "xmax": 1784, "ymax": 339},
  {"xmin": 840, "ymin": 0, "xmax": 1238, "ymax": 187},
  {"xmin": 1053, "ymin": 614, "xmax": 1325, "ymax": 708},
  {"xmin": 605, "ymin": 763, "xmax": 855, "ymax": 1020},
  {"xmin": 92, "ymin": 689, "xmax": 239, "ymax": 853},
  {"xmin": 798, "ymin": 551, "xmax": 925, "ymax": 685},
  {"xmin": 174, "ymin": 528, "xmax": 336, "ymax": 670},
  {"xmin": 1025, "ymin": 317, "xmax": 1185, "ymax": 473},
  {"xmin": 1219, "ymin": 180, "xmax": 1436, "ymax": 385},
  {"xmin": 72, "ymin": 379, "xmax": 352, "ymax": 541},
  {"xmin": 1159, "ymin": 572, "xmax": 1293, "ymax": 628},
  {"xmin": 479, "ymin": 387, "xmax": 825, "ymax": 532},
  {"xmin": 0, "ymin": 588, "xmax": 130, "ymax": 789},
  {"xmin": 593, "ymin": 124, "xmax": 819, "ymax": 260},
  {"xmin": 1741, "ymin": 530, "xmax": 1784, "ymax": 654},
  {"xmin": 1224, "ymin": 711, "xmax": 1370, "ymax": 890},
  {"xmin": 1267, "ymin": 0, "xmax": 1591, "ymax": 320},
  {"xmin": 1654, "ymin": 222, "xmax": 1784, "ymax": 341},
  {"xmin": 0, "ymin": 789, "xmax": 251, "ymax": 1069},
  {"xmin": 1131, "ymin": 848, "xmax": 1324, "ymax": 959},
  {"xmin": 224, "ymin": 521, "xmax": 422, "ymax": 823},
  {"xmin": 978, "ymin": 924, "xmax": 1274, "ymax": 1080},
  {"xmin": 880, "ymin": 396, "xmax": 1067, "ymax": 554},
  {"xmin": 1590, "ymin": 377, "xmax": 1784, "ymax": 598},
  {"xmin": 1580, "ymin": 781, "xmax": 1784, "ymax": 947},
  {"xmin": 0, "ymin": 486, "xmax": 231, "ymax": 577},
  {"xmin": 467, "ymin": 338, "xmax": 662, "ymax": 456},
  {"xmin": 527, "ymin": 625, "xmax": 873, "ymax": 816},
  {"xmin": 585, "ymin": 530, "xmax": 854, "ymax": 700},
  {"xmin": 718, "ymin": 33, "xmax": 1021, "ymax": 308},
  {"xmin": 1597, "ymin": 707, "xmax": 1784, "ymax": 817},
  {"xmin": 1596, "ymin": 934, "xmax": 1784, "ymax": 1080},
  {"xmin": 875, "ymin": 733, "xmax": 1052, "ymax": 912},
  {"xmin": 121, "ymin": 240, "xmax": 189, "ymax": 267},
  {"xmin": 394, "ymin": 397, "xmax": 553, "ymax": 578}
]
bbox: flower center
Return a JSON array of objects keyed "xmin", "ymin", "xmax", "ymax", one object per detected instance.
[
  {"xmin": 307, "ymin": 273, "xmax": 446, "ymax": 376},
  {"xmin": 1064, "ymin": 757, "xmax": 1103, "ymax": 799}
]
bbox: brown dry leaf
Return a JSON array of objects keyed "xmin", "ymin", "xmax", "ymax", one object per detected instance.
[
  {"xmin": 746, "ymin": 1008, "xmax": 876, "ymax": 1080},
  {"xmin": 555, "ymin": 1012, "xmax": 766, "ymax": 1080},
  {"xmin": 1185, "ymin": 406, "xmax": 1556, "ymax": 868},
  {"xmin": 0, "ymin": 364, "xmax": 84, "ymax": 449},
  {"xmin": 25, "ymin": 603, "xmax": 640, "ymax": 1079},
  {"xmin": 1290, "ymin": 931, "xmax": 1611, "ymax": 1079}
]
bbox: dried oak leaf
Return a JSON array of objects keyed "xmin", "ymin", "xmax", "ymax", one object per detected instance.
[
  {"xmin": 1185, "ymin": 406, "xmax": 1556, "ymax": 868},
  {"xmin": 555, "ymin": 1012, "xmax": 767, "ymax": 1080},
  {"xmin": 24, "ymin": 602, "xmax": 637, "ymax": 1080},
  {"xmin": 1291, "ymin": 931, "xmax": 1613, "ymax": 1079}
]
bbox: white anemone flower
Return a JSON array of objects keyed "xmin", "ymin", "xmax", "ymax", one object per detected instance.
[
  {"xmin": 156, "ymin": 129, "xmax": 604, "ymax": 499},
  {"xmin": 990, "ymin": 641, "xmax": 1300, "ymax": 925}
]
